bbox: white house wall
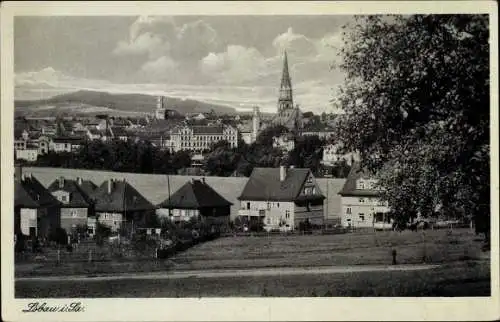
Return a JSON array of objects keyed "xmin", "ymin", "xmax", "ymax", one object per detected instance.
[
  {"xmin": 20, "ymin": 208, "xmax": 37, "ymax": 236},
  {"xmin": 97, "ymin": 212, "xmax": 124, "ymax": 232},
  {"xmin": 341, "ymin": 196, "xmax": 390, "ymax": 228}
]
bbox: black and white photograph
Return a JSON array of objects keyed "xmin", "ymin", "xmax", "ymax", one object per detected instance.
[{"xmin": 1, "ymin": 1, "xmax": 498, "ymax": 321}]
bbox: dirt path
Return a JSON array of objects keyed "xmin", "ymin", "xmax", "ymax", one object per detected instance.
[{"xmin": 16, "ymin": 264, "xmax": 440, "ymax": 282}]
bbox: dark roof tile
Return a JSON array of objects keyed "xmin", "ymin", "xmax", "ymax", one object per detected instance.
[
  {"xmin": 15, "ymin": 181, "xmax": 40, "ymax": 208},
  {"xmin": 47, "ymin": 178, "xmax": 94, "ymax": 208},
  {"xmin": 338, "ymin": 162, "xmax": 381, "ymax": 197},
  {"xmin": 92, "ymin": 179, "xmax": 155, "ymax": 213},
  {"xmin": 20, "ymin": 175, "xmax": 61, "ymax": 208},
  {"xmin": 238, "ymin": 167, "xmax": 325, "ymax": 201},
  {"xmin": 158, "ymin": 179, "xmax": 232, "ymax": 209}
]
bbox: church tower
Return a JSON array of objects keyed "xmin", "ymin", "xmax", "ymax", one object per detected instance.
[
  {"xmin": 277, "ymin": 50, "xmax": 294, "ymax": 112},
  {"xmin": 155, "ymin": 96, "xmax": 165, "ymax": 120}
]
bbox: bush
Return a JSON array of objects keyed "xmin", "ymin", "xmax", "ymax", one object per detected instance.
[
  {"xmin": 249, "ymin": 222, "xmax": 264, "ymax": 232},
  {"xmin": 73, "ymin": 224, "xmax": 88, "ymax": 239},
  {"xmin": 95, "ymin": 222, "xmax": 112, "ymax": 246},
  {"xmin": 48, "ymin": 227, "xmax": 68, "ymax": 245},
  {"xmin": 15, "ymin": 233, "xmax": 27, "ymax": 253}
]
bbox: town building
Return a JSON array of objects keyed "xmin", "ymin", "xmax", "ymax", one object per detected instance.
[
  {"xmin": 272, "ymin": 133, "xmax": 295, "ymax": 152},
  {"xmin": 321, "ymin": 143, "xmax": 358, "ymax": 167},
  {"xmin": 15, "ymin": 145, "xmax": 39, "ymax": 162},
  {"xmin": 338, "ymin": 162, "xmax": 390, "ymax": 228},
  {"xmin": 301, "ymin": 123, "xmax": 336, "ymax": 139},
  {"xmin": 86, "ymin": 128, "xmax": 102, "ymax": 141},
  {"xmin": 38, "ymin": 135, "xmax": 51, "ymax": 154},
  {"xmin": 50, "ymin": 136, "xmax": 85, "ymax": 153},
  {"xmin": 47, "ymin": 177, "xmax": 95, "ymax": 233},
  {"xmin": 238, "ymin": 122, "xmax": 253, "ymax": 145},
  {"xmin": 157, "ymin": 178, "xmax": 232, "ymax": 231},
  {"xmin": 169, "ymin": 124, "xmax": 238, "ymax": 153},
  {"xmin": 110, "ymin": 126, "xmax": 129, "ymax": 141},
  {"xmin": 237, "ymin": 166, "xmax": 325, "ymax": 231},
  {"xmin": 91, "ymin": 179, "xmax": 156, "ymax": 232}
]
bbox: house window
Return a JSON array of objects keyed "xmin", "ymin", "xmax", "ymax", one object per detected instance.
[
  {"xmin": 359, "ymin": 214, "xmax": 365, "ymax": 221},
  {"xmin": 61, "ymin": 195, "xmax": 67, "ymax": 202},
  {"xmin": 267, "ymin": 202, "xmax": 271, "ymax": 210},
  {"xmin": 307, "ymin": 176, "xmax": 313, "ymax": 184},
  {"xmin": 267, "ymin": 218, "xmax": 271, "ymax": 225},
  {"xmin": 285, "ymin": 210, "xmax": 290, "ymax": 219},
  {"xmin": 277, "ymin": 203, "xmax": 280, "ymax": 208},
  {"xmin": 359, "ymin": 198, "xmax": 365, "ymax": 203},
  {"xmin": 346, "ymin": 207, "xmax": 352, "ymax": 214}
]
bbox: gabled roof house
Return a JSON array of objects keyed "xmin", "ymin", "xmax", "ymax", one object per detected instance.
[
  {"xmin": 17, "ymin": 173, "xmax": 61, "ymax": 238},
  {"xmin": 238, "ymin": 166, "xmax": 325, "ymax": 230},
  {"xmin": 158, "ymin": 178, "xmax": 232, "ymax": 227},
  {"xmin": 92, "ymin": 179, "xmax": 156, "ymax": 232}
]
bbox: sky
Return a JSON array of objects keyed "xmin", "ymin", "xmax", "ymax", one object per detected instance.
[{"xmin": 14, "ymin": 15, "xmax": 354, "ymax": 113}]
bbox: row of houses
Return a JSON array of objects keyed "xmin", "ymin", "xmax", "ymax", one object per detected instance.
[
  {"xmin": 15, "ymin": 162, "xmax": 391, "ymax": 239},
  {"xmin": 15, "ymin": 170, "xmax": 236, "ymax": 239}
]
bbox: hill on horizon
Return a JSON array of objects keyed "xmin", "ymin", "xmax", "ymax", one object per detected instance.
[{"xmin": 15, "ymin": 90, "xmax": 238, "ymax": 117}]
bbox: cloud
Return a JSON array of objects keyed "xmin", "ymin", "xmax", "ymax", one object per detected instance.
[
  {"xmin": 272, "ymin": 27, "xmax": 317, "ymax": 58},
  {"xmin": 173, "ymin": 20, "xmax": 220, "ymax": 62},
  {"xmin": 129, "ymin": 16, "xmax": 177, "ymax": 41},
  {"xmin": 140, "ymin": 56, "xmax": 178, "ymax": 74},
  {"xmin": 113, "ymin": 32, "xmax": 170, "ymax": 59},
  {"xmin": 15, "ymin": 67, "xmax": 110, "ymax": 89},
  {"xmin": 115, "ymin": 16, "xmax": 223, "ymax": 83},
  {"xmin": 201, "ymin": 45, "xmax": 279, "ymax": 85}
]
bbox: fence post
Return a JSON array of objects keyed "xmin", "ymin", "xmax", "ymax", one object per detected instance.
[
  {"xmin": 57, "ymin": 249, "xmax": 61, "ymax": 265},
  {"xmin": 89, "ymin": 249, "xmax": 92, "ymax": 263}
]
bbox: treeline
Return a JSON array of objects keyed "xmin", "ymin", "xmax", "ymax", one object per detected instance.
[
  {"xmin": 26, "ymin": 126, "xmax": 351, "ymax": 178},
  {"xmin": 30, "ymin": 140, "xmax": 192, "ymax": 174},
  {"xmin": 203, "ymin": 125, "xmax": 351, "ymax": 177}
]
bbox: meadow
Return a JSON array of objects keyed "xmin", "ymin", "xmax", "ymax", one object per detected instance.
[
  {"xmin": 16, "ymin": 228, "xmax": 485, "ymax": 276},
  {"xmin": 15, "ymin": 228, "xmax": 490, "ymax": 297}
]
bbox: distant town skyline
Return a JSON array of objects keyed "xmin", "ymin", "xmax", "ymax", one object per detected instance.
[{"xmin": 15, "ymin": 15, "xmax": 354, "ymax": 113}]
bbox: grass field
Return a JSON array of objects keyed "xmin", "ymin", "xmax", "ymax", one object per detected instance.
[
  {"xmin": 15, "ymin": 229, "xmax": 490, "ymax": 297},
  {"xmin": 167, "ymin": 228, "xmax": 485, "ymax": 270},
  {"xmin": 15, "ymin": 228, "xmax": 486, "ymax": 277}
]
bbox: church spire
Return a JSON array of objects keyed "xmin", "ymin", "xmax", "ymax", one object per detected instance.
[{"xmin": 278, "ymin": 50, "xmax": 293, "ymax": 112}]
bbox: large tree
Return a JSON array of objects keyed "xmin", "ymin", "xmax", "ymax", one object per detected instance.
[{"xmin": 335, "ymin": 15, "xmax": 490, "ymax": 237}]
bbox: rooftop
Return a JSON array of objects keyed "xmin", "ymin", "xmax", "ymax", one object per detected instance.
[
  {"xmin": 338, "ymin": 162, "xmax": 381, "ymax": 197},
  {"xmin": 19, "ymin": 174, "xmax": 61, "ymax": 208},
  {"xmin": 158, "ymin": 178, "xmax": 233, "ymax": 209},
  {"xmin": 92, "ymin": 179, "xmax": 155, "ymax": 213},
  {"xmin": 238, "ymin": 167, "xmax": 325, "ymax": 202}
]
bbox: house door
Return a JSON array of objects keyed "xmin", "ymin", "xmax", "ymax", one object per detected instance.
[{"xmin": 29, "ymin": 227, "xmax": 36, "ymax": 237}]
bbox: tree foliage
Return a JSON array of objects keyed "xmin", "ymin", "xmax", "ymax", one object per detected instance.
[
  {"xmin": 33, "ymin": 139, "xmax": 192, "ymax": 174},
  {"xmin": 335, "ymin": 15, "xmax": 489, "ymax": 234}
]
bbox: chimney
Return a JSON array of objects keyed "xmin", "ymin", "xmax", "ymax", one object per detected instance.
[
  {"xmin": 280, "ymin": 165, "xmax": 286, "ymax": 182},
  {"xmin": 77, "ymin": 177, "xmax": 83, "ymax": 186},
  {"xmin": 107, "ymin": 179, "xmax": 113, "ymax": 194},
  {"xmin": 58, "ymin": 176, "xmax": 65, "ymax": 188}
]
